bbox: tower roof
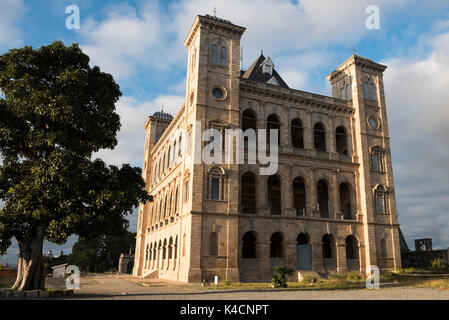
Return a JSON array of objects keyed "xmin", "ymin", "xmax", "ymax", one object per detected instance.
[
  {"xmin": 241, "ymin": 54, "xmax": 289, "ymax": 89},
  {"xmin": 151, "ymin": 111, "xmax": 173, "ymax": 121}
]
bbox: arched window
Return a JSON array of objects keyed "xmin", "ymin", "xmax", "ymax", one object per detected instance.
[
  {"xmin": 380, "ymin": 239, "xmax": 387, "ymax": 258},
  {"xmin": 145, "ymin": 244, "xmax": 149, "ymax": 264},
  {"xmin": 174, "ymin": 187, "xmax": 178, "ymax": 215},
  {"xmin": 322, "ymin": 234, "xmax": 333, "ymax": 258},
  {"xmin": 371, "ymin": 147, "xmax": 384, "ymax": 172},
  {"xmin": 291, "ymin": 118, "xmax": 304, "ymax": 149},
  {"xmin": 211, "ymin": 44, "xmax": 218, "ymax": 64},
  {"xmin": 375, "ymin": 185, "xmax": 388, "ymax": 214},
  {"xmin": 363, "ymin": 81, "xmax": 369, "ymax": 98},
  {"xmin": 220, "ymin": 46, "xmax": 227, "ymax": 66},
  {"xmin": 174, "ymin": 236, "xmax": 178, "ymax": 259},
  {"xmin": 346, "ymin": 84, "xmax": 351, "ymax": 100},
  {"xmin": 178, "ymin": 135, "xmax": 182, "ymax": 157},
  {"xmin": 345, "ymin": 235, "xmax": 358, "ymax": 259},
  {"xmin": 339, "ymin": 183, "xmax": 352, "ymax": 220},
  {"xmin": 317, "ymin": 180, "xmax": 330, "ymax": 218},
  {"xmin": 209, "ymin": 232, "xmax": 218, "ymax": 256},
  {"xmin": 267, "ymin": 114, "xmax": 281, "ymax": 145},
  {"xmin": 335, "ymin": 126, "xmax": 348, "ymax": 155},
  {"xmin": 241, "ymin": 172, "xmax": 256, "ymax": 214},
  {"xmin": 167, "ymin": 147, "xmax": 171, "ymax": 168},
  {"xmin": 168, "ymin": 192, "xmax": 172, "ymax": 217},
  {"xmin": 268, "ymin": 175, "xmax": 281, "ymax": 215},
  {"xmin": 207, "ymin": 167, "xmax": 226, "ymax": 201},
  {"xmin": 292, "ymin": 177, "xmax": 306, "ymax": 216},
  {"xmin": 242, "ymin": 232, "xmax": 257, "ymax": 258},
  {"xmin": 168, "ymin": 237, "xmax": 173, "ymax": 259},
  {"xmin": 163, "ymin": 195, "xmax": 168, "ymax": 219},
  {"xmin": 370, "ymin": 83, "xmax": 377, "ymax": 100},
  {"xmin": 341, "ymin": 87, "xmax": 346, "ymax": 100},
  {"xmin": 313, "ymin": 122, "xmax": 326, "ymax": 152},
  {"xmin": 163, "ymin": 239, "xmax": 167, "ymax": 260},
  {"xmin": 270, "ymin": 232, "xmax": 283, "ymax": 258},
  {"xmin": 297, "ymin": 233, "xmax": 309, "ymax": 245},
  {"xmin": 173, "ymin": 141, "xmax": 177, "ymax": 162},
  {"xmin": 242, "ymin": 109, "xmax": 257, "ymax": 131}
]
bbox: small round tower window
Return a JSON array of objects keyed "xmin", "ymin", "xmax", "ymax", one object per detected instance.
[
  {"xmin": 368, "ymin": 116, "xmax": 379, "ymax": 129},
  {"xmin": 212, "ymin": 87, "xmax": 224, "ymax": 99}
]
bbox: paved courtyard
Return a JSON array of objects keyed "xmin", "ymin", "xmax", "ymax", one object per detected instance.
[{"xmin": 54, "ymin": 274, "xmax": 449, "ymax": 300}]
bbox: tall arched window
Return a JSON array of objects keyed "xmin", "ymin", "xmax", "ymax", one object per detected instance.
[
  {"xmin": 335, "ymin": 126, "xmax": 348, "ymax": 155},
  {"xmin": 341, "ymin": 87, "xmax": 346, "ymax": 100},
  {"xmin": 267, "ymin": 114, "xmax": 281, "ymax": 146},
  {"xmin": 163, "ymin": 239, "xmax": 167, "ymax": 260},
  {"xmin": 370, "ymin": 83, "xmax": 377, "ymax": 100},
  {"xmin": 346, "ymin": 84, "xmax": 351, "ymax": 100},
  {"xmin": 345, "ymin": 235, "xmax": 358, "ymax": 259},
  {"xmin": 211, "ymin": 44, "xmax": 218, "ymax": 64},
  {"xmin": 291, "ymin": 118, "xmax": 304, "ymax": 149},
  {"xmin": 209, "ymin": 232, "xmax": 218, "ymax": 256},
  {"xmin": 174, "ymin": 187, "xmax": 178, "ymax": 215},
  {"xmin": 270, "ymin": 232, "xmax": 283, "ymax": 258},
  {"xmin": 174, "ymin": 236, "xmax": 178, "ymax": 260},
  {"xmin": 313, "ymin": 123, "xmax": 326, "ymax": 152},
  {"xmin": 220, "ymin": 46, "xmax": 227, "ymax": 66},
  {"xmin": 339, "ymin": 183, "xmax": 352, "ymax": 220},
  {"xmin": 168, "ymin": 237, "xmax": 173, "ymax": 259},
  {"xmin": 322, "ymin": 234, "xmax": 333, "ymax": 258},
  {"xmin": 380, "ymin": 239, "xmax": 387, "ymax": 258},
  {"xmin": 268, "ymin": 175, "xmax": 281, "ymax": 215},
  {"xmin": 317, "ymin": 180, "xmax": 330, "ymax": 218},
  {"xmin": 163, "ymin": 195, "xmax": 168, "ymax": 219},
  {"xmin": 167, "ymin": 147, "xmax": 171, "ymax": 168},
  {"xmin": 297, "ymin": 233, "xmax": 309, "ymax": 245},
  {"xmin": 363, "ymin": 81, "xmax": 369, "ymax": 98},
  {"xmin": 241, "ymin": 172, "xmax": 256, "ymax": 214},
  {"xmin": 242, "ymin": 109, "xmax": 257, "ymax": 131},
  {"xmin": 292, "ymin": 177, "xmax": 306, "ymax": 216},
  {"xmin": 242, "ymin": 232, "xmax": 257, "ymax": 258}
]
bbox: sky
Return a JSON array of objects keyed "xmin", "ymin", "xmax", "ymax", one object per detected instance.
[{"xmin": 1, "ymin": 0, "xmax": 449, "ymax": 266}]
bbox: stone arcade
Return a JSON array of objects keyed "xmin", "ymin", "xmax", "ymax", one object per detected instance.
[{"xmin": 133, "ymin": 14, "xmax": 401, "ymax": 282}]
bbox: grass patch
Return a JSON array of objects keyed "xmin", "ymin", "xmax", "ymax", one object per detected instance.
[{"xmin": 415, "ymin": 279, "xmax": 449, "ymax": 290}]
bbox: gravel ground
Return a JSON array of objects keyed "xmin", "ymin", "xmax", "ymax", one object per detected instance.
[{"xmin": 61, "ymin": 274, "xmax": 449, "ymax": 300}]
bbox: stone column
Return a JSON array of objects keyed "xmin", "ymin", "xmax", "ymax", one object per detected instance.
[
  {"xmin": 312, "ymin": 242, "xmax": 323, "ymax": 272},
  {"xmin": 283, "ymin": 166, "xmax": 295, "ymax": 216},
  {"xmin": 328, "ymin": 116, "xmax": 337, "ymax": 159},
  {"xmin": 337, "ymin": 242, "xmax": 347, "ymax": 273},
  {"xmin": 305, "ymin": 112, "xmax": 313, "ymax": 156},
  {"xmin": 258, "ymin": 175, "xmax": 269, "ymax": 215},
  {"xmin": 285, "ymin": 241, "xmax": 297, "ymax": 277},
  {"xmin": 332, "ymin": 170, "xmax": 339, "ymax": 220},
  {"xmin": 259, "ymin": 242, "xmax": 272, "ymax": 281},
  {"xmin": 308, "ymin": 168, "xmax": 319, "ymax": 217}
]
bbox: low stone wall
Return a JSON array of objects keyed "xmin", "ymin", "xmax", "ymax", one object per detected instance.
[
  {"xmin": 402, "ymin": 249, "xmax": 449, "ymax": 268},
  {"xmin": 0, "ymin": 270, "xmax": 17, "ymax": 278}
]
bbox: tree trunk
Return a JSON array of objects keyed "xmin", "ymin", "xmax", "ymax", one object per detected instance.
[{"xmin": 11, "ymin": 227, "xmax": 46, "ymax": 291}]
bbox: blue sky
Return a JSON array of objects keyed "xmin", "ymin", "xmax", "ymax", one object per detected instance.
[{"xmin": 1, "ymin": 0, "xmax": 449, "ymax": 266}]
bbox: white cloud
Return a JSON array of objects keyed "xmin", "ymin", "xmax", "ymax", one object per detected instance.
[
  {"xmin": 0, "ymin": 0, "xmax": 25, "ymax": 49},
  {"xmin": 383, "ymin": 23, "xmax": 449, "ymax": 248},
  {"xmin": 94, "ymin": 94, "xmax": 184, "ymax": 166}
]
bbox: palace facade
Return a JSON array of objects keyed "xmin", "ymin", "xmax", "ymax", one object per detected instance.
[{"xmin": 133, "ymin": 14, "xmax": 402, "ymax": 282}]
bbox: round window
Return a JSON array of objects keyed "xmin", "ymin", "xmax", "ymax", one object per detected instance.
[
  {"xmin": 212, "ymin": 87, "xmax": 224, "ymax": 100},
  {"xmin": 368, "ymin": 116, "xmax": 379, "ymax": 129}
]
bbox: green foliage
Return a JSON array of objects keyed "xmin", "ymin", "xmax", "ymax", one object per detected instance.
[
  {"xmin": 0, "ymin": 41, "xmax": 150, "ymax": 254},
  {"xmin": 271, "ymin": 266, "xmax": 293, "ymax": 288},
  {"xmin": 299, "ymin": 274, "xmax": 320, "ymax": 285},
  {"xmin": 0, "ymin": 264, "xmax": 4, "ymax": 270},
  {"xmin": 67, "ymin": 231, "xmax": 136, "ymax": 272},
  {"xmin": 224, "ymin": 278, "xmax": 232, "ymax": 286},
  {"xmin": 329, "ymin": 272, "xmax": 362, "ymax": 281},
  {"xmin": 430, "ymin": 258, "xmax": 449, "ymax": 271}
]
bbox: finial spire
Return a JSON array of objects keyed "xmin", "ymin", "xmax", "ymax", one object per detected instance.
[
  {"xmin": 161, "ymin": 104, "xmax": 164, "ymax": 113},
  {"xmin": 353, "ymin": 47, "xmax": 356, "ymax": 55},
  {"xmin": 213, "ymin": 6, "xmax": 217, "ymax": 17}
]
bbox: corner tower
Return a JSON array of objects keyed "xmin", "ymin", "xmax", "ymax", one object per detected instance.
[
  {"xmin": 328, "ymin": 55, "xmax": 401, "ymax": 273},
  {"xmin": 182, "ymin": 15, "xmax": 246, "ymax": 281}
]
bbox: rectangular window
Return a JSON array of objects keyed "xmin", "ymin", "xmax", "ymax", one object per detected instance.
[
  {"xmin": 377, "ymin": 194, "xmax": 384, "ymax": 213},
  {"xmin": 211, "ymin": 177, "xmax": 220, "ymax": 200},
  {"xmin": 372, "ymin": 150, "xmax": 384, "ymax": 172}
]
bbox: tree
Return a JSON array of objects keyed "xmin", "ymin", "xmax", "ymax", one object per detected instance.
[{"xmin": 0, "ymin": 42, "xmax": 150, "ymax": 290}]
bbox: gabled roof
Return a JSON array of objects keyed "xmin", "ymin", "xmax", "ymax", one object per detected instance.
[{"xmin": 241, "ymin": 53, "xmax": 289, "ymax": 88}]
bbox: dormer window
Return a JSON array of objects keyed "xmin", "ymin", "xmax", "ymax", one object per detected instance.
[{"xmin": 263, "ymin": 63, "xmax": 272, "ymax": 74}]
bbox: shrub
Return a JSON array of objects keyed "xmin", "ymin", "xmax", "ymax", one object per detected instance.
[
  {"xmin": 299, "ymin": 274, "xmax": 320, "ymax": 285},
  {"xmin": 271, "ymin": 266, "xmax": 293, "ymax": 288},
  {"xmin": 224, "ymin": 278, "xmax": 232, "ymax": 286},
  {"xmin": 430, "ymin": 258, "xmax": 449, "ymax": 271}
]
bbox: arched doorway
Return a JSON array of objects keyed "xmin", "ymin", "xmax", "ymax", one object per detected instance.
[{"xmin": 296, "ymin": 233, "xmax": 312, "ymax": 270}]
